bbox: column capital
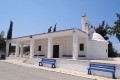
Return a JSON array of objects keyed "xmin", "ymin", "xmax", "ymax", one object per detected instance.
[
  {"xmin": 16, "ymin": 41, "xmax": 20, "ymax": 44},
  {"xmin": 72, "ymin": 29, "xmax": 78, "ymax": 34},
  {"xmin": 47, "ymin": 36, "xmax": 53, "ymax": 39},
  {"xmin": 6, "ymin": 41, "xmax": 9, "ymax": 44}
]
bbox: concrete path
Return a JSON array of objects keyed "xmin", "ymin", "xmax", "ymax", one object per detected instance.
[
  {"xmin": 1, "ymin": 60, "xmax": 119, "ymax": 80},
  {"xmin": 0, "ymin": 61, "xmax": 92, "ymax": 80}
]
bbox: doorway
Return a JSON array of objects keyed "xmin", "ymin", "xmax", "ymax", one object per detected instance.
[{"xmin": 53, "ymin": 45, "xmax": 59, "ymax": 58}]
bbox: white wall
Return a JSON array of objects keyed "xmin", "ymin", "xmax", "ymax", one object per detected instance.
[
  {"xmin": 64, "ymin": 38, "xmax": 72, "ymax": 55},
  {"xmin": 34, "ymin": 39, "xmax": 108, "ymax": 60},
  {"xmin": 59, "ymin": 38, "xmax": 86, "ymax": 57},
  {"xmin": 34, "ymin": 38, "xmax": 73, "ymax": 58},
  {"xmin": 35, "ymin": 40, "xmax": 47, "ymax": 57},
  {"xmin": 34, "ymin": 37, "xmax": 87, "ymax": 58},
  {"xmin": 87, "ymin": 40, "xmax": 108, "ymax": 60},
  {"xmin": 53, "ymin": 39, "xmax": 64, "ymax": 58},
  {"xmin": 78, "ymin": 38, "xmax": 86, "ymax": 56}
]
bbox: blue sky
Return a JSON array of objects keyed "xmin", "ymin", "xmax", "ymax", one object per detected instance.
[{"xmin": 0, "ymin": 0, "xmax": 120, "ymax": 52}]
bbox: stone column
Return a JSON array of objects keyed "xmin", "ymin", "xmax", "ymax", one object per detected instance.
[
  {"xmin": 15, "ymin": 42, "xmax": 20, "ymax": 57},
  {"xmin": 20, "ymin": 44, "xmax": 24, "ymax": 57},
  {"xmin": 59, "ymin": 45, "xmax": 62, "ymax": 58},
  {"xmin": 30, "ymin": 39, "xmax": 35, "ymax": 58},
  {"xmin": 6, "ymin": 42, "xmax": 10, "ymax": 57},
  {"xmin": 72, "ymin": 30, "xmax": 79, "ymax": 60},
  {"xmin": 47, "ymin": 37, "xmax": 53, "ymax": 58},
  {"xmin": 85, "ymin": 36, "xmax": 89, "ymax": 59}
]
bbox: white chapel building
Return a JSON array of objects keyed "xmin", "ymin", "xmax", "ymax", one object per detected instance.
[{"xmin": 6, "ymin": 15, "xmax": 108, "ymax": 60}]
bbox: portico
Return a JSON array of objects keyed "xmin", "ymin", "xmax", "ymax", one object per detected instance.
[{"xmin": 6, "ymin": 29, "xmax": 87, "ymax": 60}]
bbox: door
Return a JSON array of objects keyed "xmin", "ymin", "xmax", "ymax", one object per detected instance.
[{"xmin": 53, "ymin": 45, "xmax": 59, "ymax": 58}]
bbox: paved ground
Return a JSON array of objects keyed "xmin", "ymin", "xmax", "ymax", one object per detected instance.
[{"xmin": 0, "ymin": 61, "xmax": 92, "ymax": 80}]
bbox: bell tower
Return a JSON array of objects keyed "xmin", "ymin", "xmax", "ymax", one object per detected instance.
[{"xmin": 81, "ymin": 15, "xmax": 89, "ymax": 34}]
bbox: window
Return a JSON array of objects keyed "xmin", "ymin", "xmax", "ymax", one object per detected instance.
[
  {"xmin": 38, "ymin": 46, "xmax": 41, "ymax": 51},
  {"xmin": 80, "ymin": 44, "xmax": 84, "ymax": 51}
]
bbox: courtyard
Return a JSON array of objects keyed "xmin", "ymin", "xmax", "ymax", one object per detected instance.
[{"xmin": 0, "ymin": 61, "xmax": 92, "ymax": 80}]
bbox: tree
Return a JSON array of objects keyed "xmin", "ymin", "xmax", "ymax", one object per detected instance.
[
  {"xmin": 95, "ymin": 21, "xmax": 110, "ymax": 40},
  {"xmin": 0, "ymin": 31, "xmax": 6, "ymax": 51},
  {"xmin": 7, "ymin": 20, "xmax": 13, "ymax": 39},
  {"xmin": 48, "ymin": 26, "xmax": 52, "ymax": 33},
  {"xmin": 108, "ymin": 41, "xmax": 118, "ymax": 57},
  {"xmin": 95, "ymin": 21, "xmax": 118, "ymax": 57},
  {"xmin": 117, "ymin": 54, "xmax": 120, "ymax": 57},
  {"xmin": 53, "ymin": 24, "xmax": 56, "ymax": 32},
  {"xmin": 7, "ymin": 20, "xmax": 13, "ymax": 56},
  {"xmin": 112, "ymin": 13, "xmax": 120, "ymax": 41}
]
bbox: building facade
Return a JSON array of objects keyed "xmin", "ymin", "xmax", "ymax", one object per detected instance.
[{"xmin": 6, "ymin": 15, "xmax": 108, "ymax": 60}]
